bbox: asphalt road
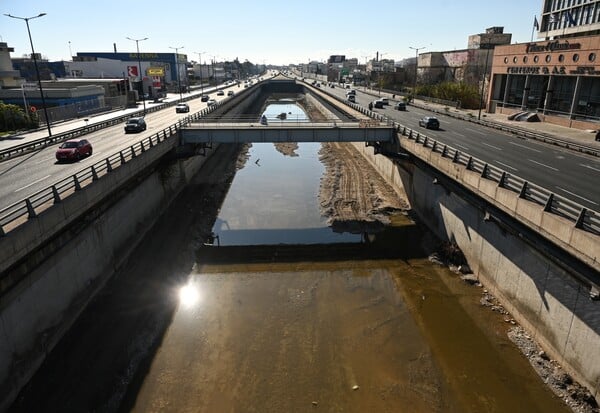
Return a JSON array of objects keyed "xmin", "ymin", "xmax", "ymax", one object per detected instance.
[{"xmin": 325, "ymin": 84, "xmax": 600, "ymax": 210}]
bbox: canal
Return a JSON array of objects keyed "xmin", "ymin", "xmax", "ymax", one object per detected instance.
[{"xmin": 11, "ymin": 107, "xmax": 571, "ymax": 412}]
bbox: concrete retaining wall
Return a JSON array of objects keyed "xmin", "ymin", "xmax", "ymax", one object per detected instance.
[
  {"xmin": 0, "ymin": 145, "xmax": 219, "ymax": 411},
  {"xmin": 350, "ymin": 140, "xmax": 600, "ymax": 398}
]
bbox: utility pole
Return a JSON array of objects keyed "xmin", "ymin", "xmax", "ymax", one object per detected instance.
[
  {"xmin": 409, "ymin": 46, "xmax": 426, "ymax": 102},
  {"xmin": 126, "ymin": 36, "xmax": 148, "ymax": 114},
  {"xmin": 169, "ymin": 45, "xmax": 185, "ymax": 101}
]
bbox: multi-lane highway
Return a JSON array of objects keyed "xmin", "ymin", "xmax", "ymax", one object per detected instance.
[{"xmin": 324, "ymin": 84, "xmax": 600, "ymax": 211}]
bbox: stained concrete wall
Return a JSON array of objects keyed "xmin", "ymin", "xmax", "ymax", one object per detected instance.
[
  {"xmin": 0, "ymin": 145, "xmax": 219, "ymax": 411},
  {"xmin": 350, "ymin": 140, "xmax": 600, "ymax": 398}
]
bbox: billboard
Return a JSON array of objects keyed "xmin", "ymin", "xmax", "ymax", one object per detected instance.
[{"xmin": 147, "ymin": 67, "xmax": 165, "ymax": 76}]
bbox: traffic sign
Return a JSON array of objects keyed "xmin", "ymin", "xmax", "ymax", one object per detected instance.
[{"xmin": 30, "ymin": 106, "xmax": 37, "ymax": 113}]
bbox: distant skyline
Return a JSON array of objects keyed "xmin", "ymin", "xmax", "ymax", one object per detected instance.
[{"xmin": 3, "ymin": 0, "xmax": 543, "ymax": 66}]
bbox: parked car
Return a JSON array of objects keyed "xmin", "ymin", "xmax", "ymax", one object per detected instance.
[
  {"xmin": 394, "ymin": 102, "xmax": 407, "ymax": 111},
  {"xmin": 55, "ymin": 138, "xmax": 92, "ymax": 162},
  {"xmin": 217, "ymin": 90, "xmax": 225, "ymax": 96},
  {"xmin": 227, "ymin": 90, "xmax": 234, "ymax": 96},
  {"xmin": 207, "ymin": 99, "xmax": 217, "ymax": 106},
  {"xmin": 201, "ymin": 95, "xmax": 209, "ymax": 102},
  {"xmin": 373, "ymin": 99, "xmax": 385, "ymax": 109},
  {"xmin": 419, "ymin": 116, "xmax": 440, "ymax": 130},
  {"xmin": 175, "ymin": 103, "xmax": 190, "ymax": 113},
  {"xmin": 124, "ymin": 117, "xmax": 147, "ymax": 133}
]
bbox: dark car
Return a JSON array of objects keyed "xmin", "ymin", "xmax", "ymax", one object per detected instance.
[
  {"xmin": 217, "ymin": 90, "xmax": 225, "ymax": 96},
  {"xmin": 175, "ymin": 103, "xmax": 190, "ymax": 113},
  {"xmin": 227, "ymin": 90, "xmax": 234, "ymax": 96},
  {"xmin": 419, "ymin": 116, "xmax": 440, "ymax": 130},
  {"xmin": 200, "ymin": 95, "xmax": 209, "ymax": 102},
  {"xmin": 124, "ymin": 117, "xmax": 147, "ymax": 133},
  {"xmin": 395, "ymin": 102, "xmax": 407, "ymax": 111},
  {"xmin": 373, "ymin": 99, "xmax": 385, "ymax": 109},
  {"xmin": 56, "ymin": 138, "xmax": 92, "ymax": 162}
]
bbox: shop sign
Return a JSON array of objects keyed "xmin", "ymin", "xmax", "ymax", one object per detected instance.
[
  {"xmin": 526, "ymin": 41, "xmax": 581, "ymax": 53},
  {"xmin": 569, "ymin": 66, "xmax": 600, "ymax": 75}
]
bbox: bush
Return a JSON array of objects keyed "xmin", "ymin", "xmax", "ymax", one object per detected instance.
[
  {"xmin": 415, "ymin": 82, "xmax": 480, "ymax": 109},
  {"xmin": 0, "ymin": 102, "xmax": 39, "ymax": 132}
]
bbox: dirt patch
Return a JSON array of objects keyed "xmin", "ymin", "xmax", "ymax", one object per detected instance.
[{"xmin": 318, "ymin": 142, "xmax": 409, "ymax": 233}]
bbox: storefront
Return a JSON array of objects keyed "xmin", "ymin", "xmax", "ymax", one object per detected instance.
[{"xmin": 488, "ymin": 35, "xmax": 600, "ymax": 129}]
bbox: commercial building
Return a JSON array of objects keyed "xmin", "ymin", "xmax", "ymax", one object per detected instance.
[{"xmin": 487, "ymin": 1, "xmax": 600, "ymax": 129}]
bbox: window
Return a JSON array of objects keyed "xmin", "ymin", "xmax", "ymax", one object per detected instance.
[
  {"xmin": 573, "ymin": 53, "xmax": 580, "ymax": 62},
  {"xmin": 558, "ymin": 54, "xmax": 564, "ymax": 62},
  {"xmin": 513, "ymin": 56, "xmax": 518, "ymax": 63},
  {"xmin": 534, "ymin": 55, "xmax": 539, "ymax": 63},
  {"xmin": 504, "ymin": 57, "xmax": 509, "ymax": 63},
  {"xmin": 589, "ymin": 53, "xmax": 596, "ymax": 62}
]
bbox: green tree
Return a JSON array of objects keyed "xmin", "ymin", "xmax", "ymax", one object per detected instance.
[{"xmin": 0, "ymin": 102, "xmax": 38, "ymax": 133}]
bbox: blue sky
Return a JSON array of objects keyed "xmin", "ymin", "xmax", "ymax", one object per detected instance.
[{"xmin": 2, "ymin": 0, "xmax": 543, "ymax": 65}]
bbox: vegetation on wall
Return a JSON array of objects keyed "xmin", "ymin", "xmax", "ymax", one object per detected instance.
[
  {"xmin": 415, "ymin": 82, "xmax": 480, "ymax": 109},
  {"xmin": 0, "ymin": 102, "xmax": 38, "ymax": 133}
]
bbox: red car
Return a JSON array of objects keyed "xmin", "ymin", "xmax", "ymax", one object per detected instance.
[{"xmin": 55, "ymin": 138, "xmax": 93, "ymax": 162}]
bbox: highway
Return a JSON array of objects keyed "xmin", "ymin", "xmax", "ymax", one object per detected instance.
[
  {"xmin": 0, "ymin": 75, "xmax": 598, "ymax": 216},
  {"xmin": 325, "ymin": 84, "xmax": 600, "ymax": 210},
  {"xmin": 0, "ymin": 82, "xmax": 252, "ymax": 212}
]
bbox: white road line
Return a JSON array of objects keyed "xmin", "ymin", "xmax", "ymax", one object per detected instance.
[
  {"xmin": 580, "ymin": 163, "xmax": 600, "ymax": 173},
  {"xmin": 509, "ymin": 141, "xmax": 541, "ymax": 152},
  {"xmin": 15, "ymin": 174, "xmax": 51, "ymax": 192},
  {"xmin": 455, "ymin": 143, "xmax": 470, "ymax": 150},
  {"xmin": 495, "ymin": 160, "xmax": 518, "ymax": 171},
  {"xmin": 482, "ymin": 142, "xmax": 502, "ymax": 150},
  {"xmin": 465, "ymin": 127, "xmax": 486, "ymax": 135},
  {"xmin": 528, "ymin": 159, "xmax": 559, "ymax": 171},
  {"xmin": 555, "ymin": 186, "xmax": 598, "ymax": 205}
]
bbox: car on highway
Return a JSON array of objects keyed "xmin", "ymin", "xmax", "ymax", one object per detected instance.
[
  {"xmin": 200, "ymin": 95, "xmax": 209, "ymax": 102},
  {"xmin": 207, "ymin": 99, "xmax": 217, "ymax": 106},
  {"xmin": 346, "ymin": 89, "xmax": 356, "ymax": 96},
  {"xmin": 217, "ymin": 90, "xmax": 225, "ymax": 96},
  {"xmin": 419, "ymin": 116, "xmax": 440, "ymax": 130},
  {"xmin": 55, "ymin": 138, "xmax": 92, "ymax": 162},
  {"xmin": 381, "ymin": 98, "xmax": 390, "ymax": 106},
  {"xmin": 227, "ymin": 90, "xmax": 234, "ymax": 96},
  {"xmin": 373, "ymin": 99, "xmax": 385, "ymax": 109},
  {"xmin": 175, "ymin": 103, "xmax": 190, "ymax": 113},
  {"xmin": 394, "ymin": 102, "xmax": 407, "ymax": 111},
  {"xmin": 124, "ymin": 117, "xmax": 147, "ymax": 133},
  {"xmin": 347, "ymin": 94, "xmax": 356, "ymax": 103}
]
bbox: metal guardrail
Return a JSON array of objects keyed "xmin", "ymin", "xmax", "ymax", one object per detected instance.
[{"xmin": 301, "ymin": 78, "xmax": 600, "ymax": 236}]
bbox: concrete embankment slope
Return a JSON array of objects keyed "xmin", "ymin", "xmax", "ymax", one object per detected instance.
[
  {"xmin": 350, "ymin": 139, "xmax": 600, "ymax": 399},
  {"xmin": 0, "ymin": 144, "xmax": 220, "ymax": 411}
]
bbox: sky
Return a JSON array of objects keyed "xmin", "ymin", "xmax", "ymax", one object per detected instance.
[{"xmin": 2, "ymin": 0, "xmax": 543, "ymax": 66}]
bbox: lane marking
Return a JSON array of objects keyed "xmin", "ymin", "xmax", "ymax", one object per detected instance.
[
  {"xmin": 580, "ymin": 163, "xmax": 600, "ymax": 173},
  {"xmin": 465, "ymin": 127, "xmax": 486, "ymax": 135},
  {"xmin": 555, "ymin": 186, "xmax": 598, "ymax": 205},
  {"xmin": 495, "ymin": 160, "xmax": 518, "ymax": 171},
  {"xmin": 452, "ymin": 132, "xmax": 465, "ymax": 138},
  {"xmin": 482, "ymin": 142, "xmax": 502, "ymax": 150},
  {"xmin": 15, "ymin": 174, "xmax": 52, "ymax": 192},
  {"xmin": 528, "ymin": 159, "xmax": 558, "ymax": 171},
  {"xmin": 455, "ymin": 143, "xmax": 470, "ymax": 150},
  {"xmin": 509, "ymin": 141, "xmax": 541, "ymax": 152}
]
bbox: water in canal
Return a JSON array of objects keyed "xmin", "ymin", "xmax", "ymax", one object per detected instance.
[{"xmin": 128, "ymin": 123, "xmax": 569, "ymax": 411}]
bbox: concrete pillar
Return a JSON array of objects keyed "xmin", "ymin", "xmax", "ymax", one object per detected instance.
[
  {"xmin": 502, "ymin": 74, "xmax": 511, "ymax": 108},
  {"xmin": 521, "ymin": 75, "xmax": 531, "ymax": 110},
  {"xmin": 543, "ymin": 75, "xmax": 554, "ymax": 115},
  {"xmin": 569, "ymin": 76, "xmax": 582, "ymax": 119}
]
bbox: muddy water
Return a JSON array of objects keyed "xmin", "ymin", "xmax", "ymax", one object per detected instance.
[{"xmin": 129, "ymin": 143, "xmax": 569, "ymax": 412}]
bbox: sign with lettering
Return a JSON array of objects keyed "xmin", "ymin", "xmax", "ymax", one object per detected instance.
[
  {"xmin": 147, "ymin": 67, "xmax": 165, "ymax": 76},
  {"xmin": 507, "ymin": 65, "xmax": 596, "ymax": 76},
  {"xmin": 526, "ymin": 41, "xmax": 581, "ymax": 53}
]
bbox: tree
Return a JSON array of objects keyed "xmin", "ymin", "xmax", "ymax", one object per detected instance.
[{"xmin": 0, "ymin": 102, "xmax": 38, "ymax": 133}]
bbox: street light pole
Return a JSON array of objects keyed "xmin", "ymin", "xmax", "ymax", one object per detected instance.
[
  {"xmin": 378, "ymin": 52, "xmax": 387, "ymax": 96},
  {"xmin": 195, "ymin": 51, "xmax": 206, "ymax": 96},
  {"xmin": 409, "ymin": 46, "xmax": 426, "ymax": 103},
  {"xmin": 478, "ymin": 40, "xmax": 491, "ymax": 120},
  {"xmin": 126, "ymin": 36, "xmax": 148, "ymax": 114},
  {"xmin": 169, "ymin": 45, "xmax": 184, "ymax": 101},
  {"xmin": 5, "ymin": 13, "xmax": 52, "ymax": 137}
]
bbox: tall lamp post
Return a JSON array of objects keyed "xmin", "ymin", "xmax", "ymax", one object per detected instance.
[
  {"xmin": 126, "ymin": 36, "xmax": 148, "ymax": 114},
  {"xmin": 169, "ymin": 45, "xmax": 184, "ymax": 101},
  {"xmin": 195, "ymin": 51, "xmax": 206, "ymax": 96},
  {"xmin": 409, "ymin": 46, "xmax": 426, "ymax": 102},
  {"xmin": 478, "ymin": 40, "xmax": 491, "ymax": 120},
  {"xmin": 378, "ymin": 52, "xmax": 387, "ymax": 96},
  {"xmin": 5, "ymin": 12, "xmax": 52, "ymax": 137}
]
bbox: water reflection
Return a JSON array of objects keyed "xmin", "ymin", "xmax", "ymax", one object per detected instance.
[
  {"xmin": 211, "ymin": 143, "xmax": 361, "ymax": 246},
  {"xmin": 262, "ymin": 101, "xmax": 308, "ymax": 123}
]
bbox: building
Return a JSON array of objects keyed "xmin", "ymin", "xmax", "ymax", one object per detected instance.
[
  {"xmin": 0, "ymin": 42, "xmax": 21, "ymax": 88},
  {"xmin": 486, "ymin": 2, "xmax": 600, "ymax": 129},
  {"xmin": 417, "ymin": 27, "xmax": 511, "ymax": 85}
]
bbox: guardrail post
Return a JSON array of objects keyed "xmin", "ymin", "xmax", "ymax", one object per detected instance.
[
  {"xmin": 519, "ymin": 181, "xmax": 529, "ymax": 198},
  {"xmin": 106, "ymin": 158, "xmax": 113, "ymax": 172},
  {"xmin": 131, "ymin": 146, "xmax": 136, "ymax": 158},
  {"xmin": 466, "ymin": 157, "xmax": 473, "ymax": 170},
  {"xmin": 120, "ymin": 151, "xmax": 126, "ymax": 164},
  {"xmin": 453, "ymin": 151, "xmax": 460, "ymax": 163},
  {"xmin": 140, "ymin": 141, "xmax": 146, "ymax": 153},
  {"xmin": 575, "ymin": 208, "xmax": 587, "ymax": 229},
  {"xmin": 26, "ymin": 199, "xmax": 36, "ymax": 218},
  {"xmin": 544, "ymin": 193, "xmax": 554, "ymax": 212},
  {"xmin": 148, "ymin": 137, "xmax": 154, "ymax": 148},
  {"xmin": 498, "ymin": 171, "xmax": 506, "ymax": 187},
  {"xmin": 481, "ymin": 163, "xmax": 488, "ymax": 178},
  {"xmin": 52, "ymin": 185, "xmax": 61, "ymax": 203},
  {"xmin": 73, "ymin": 175, "xmax": 81, "ymax": 191},
  {"xmin": 431, "ymin": 141, "xmax": 437, "ymax": 152},
  {"xmin": 442, "ymin": 145, "xmax": 448, "ymax": 157},
  {"xmin": 91, "ymin": 166, "xmax": 99, "ymax": 181}
]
